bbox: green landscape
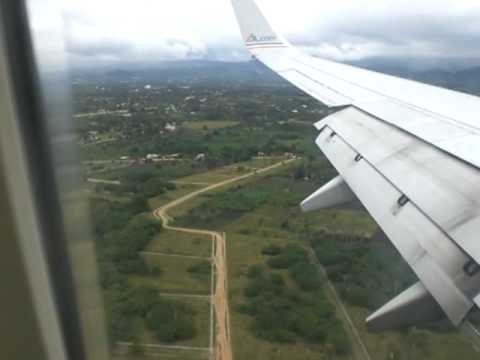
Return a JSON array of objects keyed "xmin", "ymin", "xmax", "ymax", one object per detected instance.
[{"xmin": 75, "ymin": 62, "xmax": 480, "ymax": 359}]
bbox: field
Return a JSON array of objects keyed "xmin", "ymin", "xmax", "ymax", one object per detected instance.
[
  {"xmin": 226, "ymin": 231, "xmax": 341, "ymax": 360},
  {"xmin": 129, "ymin": 253, "xmax": 211, "ymax": 295},
  {"xmin": 146, "ymin": 231, "xmax": 212, "ymax": 258},
  {"xmin": 182, "ymin": 120, "xmax": 239, "ymax": 130},
  {"xmin": 76, "ymin": 70, "xmax": 480, "ymax": 360},
  {"xmin": 346, "ymin": 304, "xmax": 478, "ymax": 360},
  {"xmin": 87, "ymin": 152, "xmax": 480, "ymax": 360}
]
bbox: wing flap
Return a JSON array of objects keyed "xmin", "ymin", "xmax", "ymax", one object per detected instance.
[
  {"xmin": 325, "ymin": 107, "xmax": 480, "ymax": 281},
  {"xmin": 316, "ymin": 109, "xmax": 478, "ymax": 325}
]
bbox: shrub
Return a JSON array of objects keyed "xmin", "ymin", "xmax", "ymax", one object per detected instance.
[
  {"xmin": 151, "ymin": 266, "xmax": 162, "ymax": 277},
  {"xmin": 267, "ymin": 245, "xmax": 308, "ymax": 269},
  {"xmin": 289, "ymin": 263, "xmax": 321, "ymax": 291},
  {"xmin": 270, "ymin": 273, "xmax": 285, "ymax": 287},
  {"xmin": 146, "ymin": 299, "xmax": 196, "ymax": 342},
  {"xmin": 188, "ymin": 261, "xmax": 211, "ymax": 277},
  {"xmin": 247, "ymin": 264, "xmax": 266, "ymax": 279},
  {"xmin": 261, "ymin": 244, "xmax": 283, "ymax": 256}
]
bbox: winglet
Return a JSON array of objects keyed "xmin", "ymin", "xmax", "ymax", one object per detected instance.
[{"xmin": 231, "ymin": 0, "xmax": 289, "ymax": 50}]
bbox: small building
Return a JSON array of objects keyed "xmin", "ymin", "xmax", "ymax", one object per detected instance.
[
  {"xmin": 165, "ymin": 122, "xmax": 177, "ymax": 132},
  {"xmin": 146, "ymin": 154, "xmax": 160, "ymax": 160},
  {"xmin": 195, "ymin": 153, "xmax": 206, "ymax": 161}
]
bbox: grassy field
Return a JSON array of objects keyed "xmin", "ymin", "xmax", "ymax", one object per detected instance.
[
  {"xmin": 167, "ymin": 161, "xmax": 298, "ymax": 220},
  {"xmin": 224, "ymin": 209, "xmax": 350, "ymax": 360},
  {"xmin": 182, "ymin": 120, "xmax": 239, "ymax": 130},
  {"xmin": 302, "ymin": 208, "xmax": 377, "ymax": 237},
  {"xmin": 177, "ymin": 165, "xmax": 249, "ymax": 185},
  {"xmin": 129, "ymin": 254, "xmax": 211, "ymax": 295},
  {"xmin": 146, "ymin": 231, "xmax": 212, "ymax": 258},
  {"xmin": 345, "ymin": 304, "xmax": 478, "ymax": 359},
  {"xmin": 175, "ymin": 157, "xmax": 284, "ymax": 185}
]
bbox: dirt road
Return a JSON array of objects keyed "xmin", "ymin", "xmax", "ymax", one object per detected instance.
[{"xmin": 153, "ymin": 159, "xmax": 298, "ymax": 360}]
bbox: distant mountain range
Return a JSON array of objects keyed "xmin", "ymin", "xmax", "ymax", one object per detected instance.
[
  {"xmin": 348, "ymin": 59, "xmax": 480, "ymax": 95},
  {"xmin": 73, "ymin": 59, "xmax": 480, "ymax": 95}
]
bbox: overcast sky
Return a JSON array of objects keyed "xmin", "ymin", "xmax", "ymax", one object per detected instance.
[{"xmin": 30, "ymin": 0, "xmax": 480, "ymax": 70}]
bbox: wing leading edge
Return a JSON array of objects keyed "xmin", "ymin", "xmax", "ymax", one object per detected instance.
[{"xmin": 231, "ymin": 0, "xmax": 480, "ymax": 330}]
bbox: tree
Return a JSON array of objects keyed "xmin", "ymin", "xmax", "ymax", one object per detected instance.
[
  {"xmin": 289, "ymin": 263, "xmax": 322, "ymax": 291},
  {"xmin": 146, "ymin": 300, "xmax": 196, "ymax": 342},
  {"xmin": 131, "ymin": 286, "xmax": 159, "ymax": 316},
  {"xmin": 151, "ymin": 265, "xmax": 162, "ymax": 277},
  {"xmin": 247, "ymin": 264, "xmax": 266, "ymax": 279},
  {"xmin": 262, "ymin": 244, "xmax": 282, "ymax": 256}
]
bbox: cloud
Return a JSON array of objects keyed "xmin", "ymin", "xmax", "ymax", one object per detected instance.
[{"xmin": 58, "ymin": 0, "xmax": 480, "ymax": 69}]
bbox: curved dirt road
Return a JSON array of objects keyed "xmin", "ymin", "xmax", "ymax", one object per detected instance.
[{"xmin": 153, "ymin": 159, "xmax": 298, "ymax": 360}]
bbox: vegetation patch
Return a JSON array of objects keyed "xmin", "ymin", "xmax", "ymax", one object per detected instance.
[
  {"xmin": 130, "ymin": 255, "xmax": 211, "ymax": 295},
  {"xmin": 312, "ymin": 236, "xmax": 416, "ymax": 310},
  {"xmin": 145, "ymin": 298, "xmax": 197, "ymax": 342},
  {"xmin": 182, "ymin": 120, "xmax": 239, "ymax": 130},
  {"xmin": 239, "ymin": 244, "xmax": 350, "ymax": 355},
  {"xmin": 146, "ymin": 231, "xmax": 212, "ymax": 257},
  {"xmin": 188, "ymin": 260, "xmax": 212, "ymax": 280}
]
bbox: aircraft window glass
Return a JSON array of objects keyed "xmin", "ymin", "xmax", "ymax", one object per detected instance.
[{"xmin": 4, "ymin": 0, "xmax": 480, "ymax": 359}]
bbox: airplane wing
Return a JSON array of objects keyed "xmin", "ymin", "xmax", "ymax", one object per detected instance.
[{"xmin": 231, "ymin": 0, "xmax": 480, "ymax": 331}]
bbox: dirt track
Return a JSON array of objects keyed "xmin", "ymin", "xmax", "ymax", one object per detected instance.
[{"xmin": 153, "ymin": 159, "xmax": 298, "ymax": 360}]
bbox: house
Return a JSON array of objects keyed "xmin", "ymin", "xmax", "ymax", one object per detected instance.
[
  {"xmin": 165, "ymin": 122, "xmax": 177, "ymax": 132},
  {"xmin": 195, "ymin": 153, "xmax": 206, "ymax": 161},
  {"xmin": 146, "ymin": 154, "xmax": 160, "ymax": 160}
]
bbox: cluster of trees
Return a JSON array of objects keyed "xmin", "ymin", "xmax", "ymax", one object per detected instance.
[
  {"xmin": 312, "ymin": 236, "xmax": 416, "ymax": 310},
  {"xmin": 90, "ymin": 197, "xmax": 162, "ymax": 342},
  {"xmin": 91, "ymin": 195, "xmax": 199, "ymax": 345},
  {"xmin": 188, "ymin": 261, "xmax": 211, "ymax": 279},
  {"xmin": 266, "ymin": 244, "xmax": 322, "ymax": 292},
  {"xmin": 95, "ymin": 168, "xmax": 176, "ymax": 198},
  {"xmin": 178, "ymin": 172, "xmax": 311, "ymax": 229},
  {"xmin": 145, "ymin": 298, "xmax": 197, "ymax": 343},
  {"xmin": 238, "ymin": 244, "xmax": 351, "ymax": 355},
  {"xmin": 92, "ymin": 195, "xmax": 160, "ymax": 275},
  {"xmin": 104, "ymin": 283, "xmax": 197, "ymax": 344},
  {"xmin": 178, "ymin": 185, "xmax": 270, "ymax": 228}
]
